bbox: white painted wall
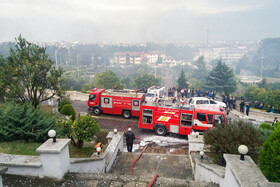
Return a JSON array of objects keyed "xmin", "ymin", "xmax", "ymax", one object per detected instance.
[
  {"xmin": 40, "ymin": 145, "xmax": 70, "ymax": 179},
  {"xmin": 0, "ymin": 176, "xmax": 3, "ymax": 187},
  {"xmin": 220, "ymin": 166, "xmax": 239, "ymax": 187},
  {"xmin": 195, "ymin": 162, "xmax": 224, "ymax": 184},
  {"xmin": 4, "ymin": 165, "xmax": 42, "ymax": 177},
  {"xmin": 188, "ymin": 135, "xmax": 204, "ymax": 153},
  {"xmin": 105, "ymin": 133, "xmax": 124, "ymax": 173},
  {"xmin": 69, "ymin": 159, "xmax": 105, "ymax": 173}
]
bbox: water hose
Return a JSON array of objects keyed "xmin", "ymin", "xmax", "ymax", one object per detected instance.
[
  {"xmin": 130, "ymin": 144, "xmax": 148, "ymax": 176},
  {"xmin": 147, "ymin": 174, "xmax": 159, "ymax": 187}
]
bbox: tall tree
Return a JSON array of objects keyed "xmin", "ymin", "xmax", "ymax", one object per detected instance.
[
  {"xmin": 134, "ymin": 74, "xmax": 159, "ymax": 89},
  {"xmin": 0, "ymin": 35, "xmax": 64, "ymax": 108},
  {"xmin": 177, "ymin": 70, "xmax": 188, "ymax": 90},
  {"xmin": 204, "ymin": 61, "xmax": 237, "ymax": 92},
  {"xmin": 0, "ymin": 56, "xmax": 6, "ymax": 102},
  {"xmin": 192, "ymin": 56, "xmax": 208, "ymax": 80},
  {"xmin": 94, "ymin": 70, "xmax": 123, "ymax": 89}
]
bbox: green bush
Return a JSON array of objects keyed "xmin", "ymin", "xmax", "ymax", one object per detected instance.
[
  {"xmin": 204, "ymin": 121, "xmax": 265, "ymax": 166},
  {"xmin": 258, "ymin": 128, "xmax": 274, "ymax": 140},
  {"xmin": 60, "ymin": 104, "xmax": 76, "ymax": 121},
  {"xmin": 260, "ymin": 126, "xmax": 280, "ymax": 182},
  {"xmin": 56, "ymin": 115, "xmax": 100, "ymax": 148},
  {"xmin": 0, "ymin": 102, "xmax": 55, "ymax": 142},
  {"xmin": 59, "ymin": 99, "xmax": 71, "ymax": 112},
  {"xmin": 259, "ymin": 123, "xmax": 274, "ymax": 130},
  {"xmin": 95, "ymin": 129, "xmax": 109, "ymax": 145},
  {"xmin": 273, "ymin": 121, "xmax": 280, "ymax": 130}
]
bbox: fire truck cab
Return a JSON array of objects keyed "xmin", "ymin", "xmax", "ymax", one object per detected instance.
[
  {"xmin": 139, "ymin": 103, "xmax": 227, "ymax": 136},
  {"xmin": 88, "ymin": 88, "xmax": 145, "ymax": 118}
]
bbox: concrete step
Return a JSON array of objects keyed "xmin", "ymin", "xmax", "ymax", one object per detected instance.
[
  {"xmin": 74, "ymin": 173, "xmax": 219, "ymax": 187},
  {"xmin": 110, "ymin": 152, "xmax": 193, "ymax": 180}
]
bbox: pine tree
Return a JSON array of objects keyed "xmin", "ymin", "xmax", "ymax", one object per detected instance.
[
  {"xmin": 0, "ymin": 102, "xmax": 55, "ymax": 142},
  {"xmin": 177, "ymin": 70, "xmax": 188, "ymax": 90},
  {"xmin": 204, "ymin": 61, "xmax": 237, "ymax": 92}
]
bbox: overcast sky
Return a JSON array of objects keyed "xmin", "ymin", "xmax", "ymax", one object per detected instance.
[{"xmin": 0, "ymin": 0, "xmax": 279, "ymax": 43}]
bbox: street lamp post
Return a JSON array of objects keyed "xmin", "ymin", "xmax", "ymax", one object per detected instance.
[{"xmin": 55, "ymin": 48, "xmax": 65, "ymax": 69}]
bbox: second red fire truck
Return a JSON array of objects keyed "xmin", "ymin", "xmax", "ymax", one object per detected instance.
[
  {"xmin": 87, "ymin": 88, "xmax": 145, "ymax": 118},
  {"xmin": 139, "ymin": 103, "xmax": 227, "ymax": 136}
]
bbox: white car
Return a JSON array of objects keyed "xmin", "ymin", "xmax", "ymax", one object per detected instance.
[
  {"xmin": 188, "ymin": 97, "xmax": 226, "ymax": 108},
  {"xmin": 145, "ymin": 92, "xmax": 157, "ymax": 102}
]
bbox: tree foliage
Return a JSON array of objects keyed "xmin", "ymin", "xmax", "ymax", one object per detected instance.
[
  {"xmin": 244, "ymin": 86, "xmax": 280, "ymax": 112},
  {"xmin": 59, "ymin": 99, "xmax": 71, "ymax": 112},
  {"xmin": 134, "ymin": 74, "xmax": 159, "ymax": 89},
  {"xmin": 177, "ymin": 70, "xmax": 188, "ymax": 90},
  {"xmin": 60, "ymin": 104, "xmax": 76, "ymax": 121},
  {"xmin": 0, "ymin": 56, "xmax": 6, "ymax": 102},
  {"xmin": 0, "ymin": 35, "xmax": 64, "ymax": 108},
  {"xmin": 236, "ymin": 38, "xmax": 280, "ymax": 78},
  {"xmin": 94, "ymin": 70, "xmax": 123, "ymax": 89},
  {"xmin": 204, "ymin": 121, "xmax": 264, "ymax": 166},
  {"xmin": 260, "ymin": 126, "xmax": 280, "ymax": 182},
  {"xmin": 204, "ymin": 61, "xmax": 237, "ymax": 92},
  {"xmin": 192, "ymin": 56, "xmax": 207, "ymax": 81},
  {"xmin": 56, "ymin": 115, "xmax": 100, "ymax": 148},
  {"xmin": 0, "ymin": 102, "xmax": 55, "ymax": 142}
]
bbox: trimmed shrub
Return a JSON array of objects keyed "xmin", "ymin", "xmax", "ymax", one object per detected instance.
[
  {"xmin": 95, "ymin": 129, "xmax": 109, "ymax": 145},
  {"xmin": 273, "ymin": 121, "xmax": 280, "ymax": 130},
  {"xmin": 204, "ymin": 121, "xmax": 265, "ymax": 166},
  {"xmin": 60, "ymin": 104, "xmax": 76, "ymax": 121},
  {"xmin": 0, "ymin": 102, "xmax": 55, "ymax": 142},
  {"xmin": 59, "ymin": 99, "xmax": 71, "ymax": 112},
  {"xmin": 258, "ymin": 128, "xmax": 274, "ymax": 140},
  {"xmin": 73, "ymin": 115, "xmax": 100, "ymax": 148},
  {"xmin": 259, "ymin": 123, "xmax": 274, "ymax": 130},
  {"xmin": 56, "ymin": 115, "xmax": 100, "ymax": 148},
  {"xmin": 260, "ymin": 126, "xmax": 280, "ymax": 182}
]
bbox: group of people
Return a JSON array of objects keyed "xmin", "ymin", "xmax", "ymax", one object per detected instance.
[
  {"xmin": 222, "ymin": 94, "xmax": 237, "ymax": 111},
  {"xmin": 239, "ymin": 99, "xmax": 251, "ymax": 116},
  {"xmin": 167, "ymin": 87, "xmax": 217, "ymax": 100}
]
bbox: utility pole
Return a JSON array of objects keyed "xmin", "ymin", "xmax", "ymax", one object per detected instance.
[
  {"xmin": 55, "ymin": 47, "xmax": 65, "ymax": 69},
  {"xmin": 77, "ymin": 53, "xmax": 80, "ymax": 78},
  {"xmin": 261, "ymin": 46, "xmax": 263, "ymax": 78}
]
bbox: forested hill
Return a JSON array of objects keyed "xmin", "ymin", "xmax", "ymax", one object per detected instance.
[
  {"xmin": 236, "ymin": 38, "xmax": 280, "ymax": 78},
  {"xmin": 0, "ymin": 42, "xmax": 194, "ymax": 66}
]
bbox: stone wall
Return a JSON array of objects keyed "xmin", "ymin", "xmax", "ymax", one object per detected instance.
[{"xmin": 0, "ymin": 132, "xmax": 124, "ymax": 180}]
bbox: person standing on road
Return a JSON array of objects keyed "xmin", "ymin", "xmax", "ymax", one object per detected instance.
[
  {"xmin": 240, "ymin": 100, "xmax": 245, "ymax": 113},
  {"xmin": 125, "ymin": 128, "xmax": 135, "ymax": 152},
  {"xmin": 246, "ymin": 103, "xmax": 250, "ymax": 116},
  {"xmin": 272, "ymin": 117, "xmax": 278, "ymax": 126}
]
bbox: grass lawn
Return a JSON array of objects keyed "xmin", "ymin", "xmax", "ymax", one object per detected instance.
[{"xmin": 0, "ymin": 140, "xmax": 95, "ymax": 158}]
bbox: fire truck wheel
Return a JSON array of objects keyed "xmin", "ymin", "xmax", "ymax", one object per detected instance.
[
  {"xmin": 93, "ymin": 107, "xmax": 101, "ymax": 115},
  {"xmin": 122, "ymin": 110, "xmax": 131, "ymax": 119},
  {"xmin": 154, "ymin": 125, "xmax": 167, "ymax": 136}
]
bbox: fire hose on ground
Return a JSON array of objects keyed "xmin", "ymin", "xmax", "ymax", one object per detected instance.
[{"xmin": 122, "ymin": 122, "xmax": 159, "ymax": 186}]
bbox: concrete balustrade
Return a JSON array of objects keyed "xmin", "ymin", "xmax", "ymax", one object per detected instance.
[
  {"xmin": 0, "ymin": 167, "xmax": 8, "ymax": 187},
  {"xmin": 0, "ymin": 132, "xmax": 124, "ymax": 180}
]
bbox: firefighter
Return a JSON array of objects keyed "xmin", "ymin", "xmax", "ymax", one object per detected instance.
[
  {"xmin": 95, "ymin": 142, "xmax": 103, "ymax": 155},
  {"xmin": 125, "ymin": 128, "xmax": 135, "ymax": 152}
]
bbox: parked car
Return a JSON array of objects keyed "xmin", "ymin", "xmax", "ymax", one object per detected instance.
[
  {"xmin": 188, "ymin": 97, "xmax": 226, "ymax": 108},
  {"xmin": 145, "ymin": 92, "xmax": 157, "ymax": 102}
]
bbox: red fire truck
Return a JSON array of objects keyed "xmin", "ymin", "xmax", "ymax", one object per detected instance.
[
  {"xmin": 139, "ymin": 104, "xmax": 227, "ymax": 136},
  {"xmin": 87, "ymin": 88, "xmax": 145, "ymax": 118}
]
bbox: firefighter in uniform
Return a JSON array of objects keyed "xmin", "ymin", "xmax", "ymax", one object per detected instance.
[{"xmin": 125, "ymin": 128, "xmax": 135, "ymax": 152}]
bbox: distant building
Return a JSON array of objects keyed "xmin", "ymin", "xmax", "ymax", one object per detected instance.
[
  {"xmin": 144, "ymin": 51, "xmax": 166, "ymax": 64},
  {"xmin": 198, "ymin": 47, "xmax": 248, "ymax": 64},
  {"xmin": 112, "ymin": 51, "xmax": 166, "ymax": 65}
]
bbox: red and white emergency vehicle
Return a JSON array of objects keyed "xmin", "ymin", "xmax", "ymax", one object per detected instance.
[
  {"xmin": 139, "ymin": 104, "xmax": 227, "ymax": 136},
  {"xmin": 88, "ymin": 88, "xmax": 145, "ymax": 118}
]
